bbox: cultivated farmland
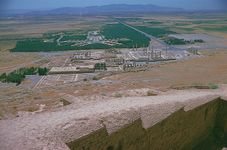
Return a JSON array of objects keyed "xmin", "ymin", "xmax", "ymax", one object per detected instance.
[
  {"xmin": 11, "ymin": 23, "xmax": 150, "ymax": 52},
  {"xmin": 101, "ymin": 23, "xmax": 150, "ymax": 48},
  {"xmin": 134, "ymin": 26, "xmax": 175, "ymax": 38}
]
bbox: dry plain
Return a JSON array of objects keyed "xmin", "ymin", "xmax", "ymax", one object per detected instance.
[{"xmin": 0, "ymin": 13, "xmax": 227, "ymax": 120}]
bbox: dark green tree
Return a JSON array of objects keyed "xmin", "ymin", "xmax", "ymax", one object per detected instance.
[{"xmin": 38, "ymin": 67, "xmax": 48, "ymax": 75}]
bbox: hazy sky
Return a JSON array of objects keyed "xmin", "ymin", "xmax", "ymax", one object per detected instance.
[{"xmin": 1, "ymin": 0, "xmax": 227, "ymax": 10}]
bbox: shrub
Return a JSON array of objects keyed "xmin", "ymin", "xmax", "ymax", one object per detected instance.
[
  {"xmin": 208, "ymin": 83, "xmax": 219, "ymax": 89},
  {"xmin": 114, "ymin": 93, "xmax": 122, "ymax": 98},
  {"xmin": 191, "ymin": 83, "xmax": 219, "ymax": 89},
  {"xmin": 147, "ymin": 91, "xmax": 158, "ymax": 96},
  {"xmin": 38, "ymin": 67, "xmax": 48, "ymax": 75},
  {"xmin": 60, "ymin": 99, "xmax": 71, "ymax": 106},
  {"xmin": 92, "ymin": 76, "xmax": 99, "ymax": 80}
]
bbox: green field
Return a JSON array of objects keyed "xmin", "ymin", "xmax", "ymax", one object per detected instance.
[
  {"xmin": 61, "ymin": 35, "xmax": 87, "ymax": 41},
  {"xmin": 11, "ymin": 23, "xmax": 150, "ymax": 52},
  {"xmin": 8, "ymin": 14, "xmax": 227, "ymax": 52},
  {"xmin": 11, "ymin": 39, "xmax": 111, "ymax": 52},
  {"xmin": 202, "ymin": 26, "xmax": 227, "ymax": 32},
  {"xmin": 135, "ymin": 26, "xmax": 176, "ymax": 38},
  {"xmin": 11, "ymin": 30, "xmax": 111, "ymax": 52},
  {"xmin": 101, "ymin": 23, "xmax": 150, "ymax": 48},
  {"xmin": 146, "ymin": 21, "xmax": 163, "ymax": 25}
]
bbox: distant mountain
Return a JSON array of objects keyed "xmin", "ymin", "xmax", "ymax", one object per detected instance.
[
  {"xmin": 0, "ymin": 9, "xmax": 32, "ymax": 16},
  {"xmin": 2, "ymin": 4, "xmax": 226, "ymax": 17},
  {"xmin": 0, "ymin": 4, "xmax": 185, "ymax": 17},
  {"xmin": 28, "ymin": 4, "xmax": 184, "ymax": 15}
]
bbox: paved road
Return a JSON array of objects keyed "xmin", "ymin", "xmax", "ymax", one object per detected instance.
[
  {"xmin": 118, "ymin": 20, "xmax": 167, "ymax": 46},
  {"xmin": 116, "ymin": 19, "xmax": 184, "ymax": 51}
]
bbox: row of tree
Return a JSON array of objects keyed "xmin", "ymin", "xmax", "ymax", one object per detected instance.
[
  {"xmin": 0, "ymin": 67, "xmax": 49, "ymax": 85},
  {"xmin": 164, "ymin": 37, "xmax": 204, "ymax": 45}
]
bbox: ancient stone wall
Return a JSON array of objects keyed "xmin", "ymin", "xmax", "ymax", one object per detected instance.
[{"xmin": 67, "ymin": 99, "xmax": 227, "ymax": 150}]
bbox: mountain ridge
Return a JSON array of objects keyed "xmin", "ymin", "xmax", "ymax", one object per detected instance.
[
  {"xmin": 26, "ymin": 4, "xmax": 184, "ymax": 15},
  {"xmin": 49, "ymin": 4, "xmax": 183, "ymax": 14}
]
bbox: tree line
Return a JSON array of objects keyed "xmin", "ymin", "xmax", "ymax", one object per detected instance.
[{"xmin": 0, "ymin": 67, "xmax": 49, "ymax": 85}]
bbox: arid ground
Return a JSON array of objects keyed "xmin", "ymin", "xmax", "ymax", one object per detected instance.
[{"xmin": 0, "ymin": 13, "xmax": 227, "ymax": 119}]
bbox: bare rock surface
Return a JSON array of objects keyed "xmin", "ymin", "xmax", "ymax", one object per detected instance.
[{"xmin": 0, "ymin": 87, "xmax": 227, "ymax": 150}]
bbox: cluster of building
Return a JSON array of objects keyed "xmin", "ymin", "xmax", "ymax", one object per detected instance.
[
  {"xmin": 87, "ymin": 31, "xmax": 105, "ymax": 44},
  {"xmin": 105, "ymin": 46, "xmax": 175, "ymax": 70},
  {"xmin": 49, "ymin": 43, "xmax": 177, "ymax": 75},
  {"xmin": 105, "ymin": 58, "xmax": 125, "ymax": 66},
  {"xmin": 86, "ymin": 31, "xmax": 122, "ymax": 46},
  {"xmin": 71, "ymin": 52, "xmax": 92, "ymax": 60}
]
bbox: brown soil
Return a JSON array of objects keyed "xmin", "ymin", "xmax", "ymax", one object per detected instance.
[{"xmin": 106, "ymin": 50, "xmax": 227, "ymax": 89}]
